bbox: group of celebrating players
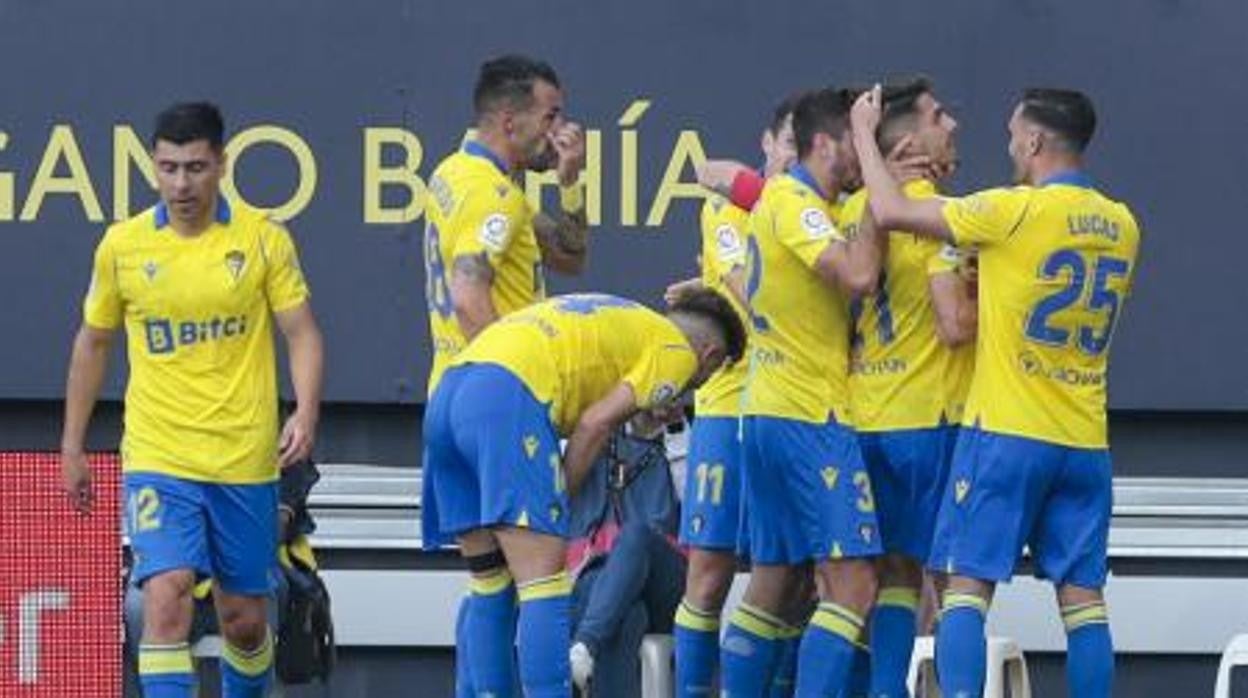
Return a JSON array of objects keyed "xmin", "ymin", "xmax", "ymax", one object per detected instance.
[
  {"xmin": 58, "ymin": 49, "xmax": 1140, "ymax": 698},
  {"xmin": 419, "ymin": 54, "xmax": 1139, "ymax": 698}
]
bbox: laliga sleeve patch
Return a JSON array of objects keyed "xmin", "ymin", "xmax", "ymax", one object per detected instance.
[
  {"xmin": 478, "ymin": 213, "xmax": 512, "ymax": 253},
  {"xmin": 800, "ymin": 207, "xmax": 834, "ymax": 239},
  {"xmin": 715, "ymin": 225, "xmax": 744, "ymax": 259},
  {"xmin": 649, "ymin": 381, "xmax": 678, "ymax": 407}
]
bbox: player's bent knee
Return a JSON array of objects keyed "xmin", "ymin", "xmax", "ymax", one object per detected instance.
[
  {"xmin": 218, "ymin": 597, "xmax": 269, "ymax": 649},
  {"xmin": 141, "ymin": 570, "xmax": 196, "ymax": 640},
  {"xmin": 876, "ymin": 553, "xmax": 922, "ymax": 588},
  {"xmin": 1057, "ymin": 582, "xmax": 1104, "ymax": 607},
  {"xmin": 494, "ymin": 527, "xmax": 566, "ymax": 584},
  {"xmin": 457, "ymin": 528, "xmax": 500, "ymax": 559},
  {"xmin": 820, "ymin": 559, "xmax": 878, "ymax": 613},
  {"xmin": 685, "ymin": 550, "xmax": 736, "ymax": 610}
]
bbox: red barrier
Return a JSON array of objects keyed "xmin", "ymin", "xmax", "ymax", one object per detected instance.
[{"xmin": 0, "ymin": 453, "xmax": 121, "ymax": 697}]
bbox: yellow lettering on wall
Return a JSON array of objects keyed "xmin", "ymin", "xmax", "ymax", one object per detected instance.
[
  {"xmin": 618, "ymin": 99, "xmax": 651, "ymax": 226},
  {"xmin": 523, "ymin": 129, "xmax": 602, "ymax": 226},
  {"xmin": 363, "ymin": 127, "xmax": 426, "ymax": 225},
  {"xmin": 0, "ymin": 131, "xmax": 12, "ymax": 221},
  {"xmin": 20, "ymin": 125, "xmax": 104, "ymax": 222},
  {"xmin": 646, "ymin": 130, "xmax": 707, "ymax": 226},
  {"xmin": 223, "ymin": 125, "xmax": 317, "ymax": 222},
  {"xmin": 112, "ymin": 125, "xmax": 155, "ymax": 221}
]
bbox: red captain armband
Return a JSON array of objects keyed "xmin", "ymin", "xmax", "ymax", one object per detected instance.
[{"xmin": 729, "ymin": 169, "xmax": 765, "ymax": 211}]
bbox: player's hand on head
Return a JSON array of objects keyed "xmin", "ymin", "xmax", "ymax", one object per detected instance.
[
  {"xmin": 278, "ymin": 411, "xmax": 317, "ymax": 469},
  {"xmin": 851, "ymin": 84, "xmax": 884, "ymax": 136},
  {"xmin": 552, "ymin": 121, "xmax": 586, "ymax": 186},
  {"xmin": 664, "ymin": 280, "xmax": 692, "ymax": 306},
  {"xmin": 60, "ymin": 450, "xmax": 94, "ymax": 514},
  {"xmin": 884, "ymin": 135, "xmax": 933, "ymax": 183}
]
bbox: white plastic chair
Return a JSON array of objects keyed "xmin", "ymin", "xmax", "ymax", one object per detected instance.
[
  {"xmin": 908, "ymin": 635, "xmax": 1031, "ymax": 697},
  {"xmin": 1214, "ymin": 634, "xmax": 1248, "ymax": 698},
  {"xmin": 639, "ymin": 633, "xmax": 675, "ymax": 698}
]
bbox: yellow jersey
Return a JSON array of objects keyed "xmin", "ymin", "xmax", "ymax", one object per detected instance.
[
  {"xmin": 693, "ymin": 194, "xmax": 750, "ymax": 417},
  {"xmin": 941, "ymin": 172, "xmax": 1140, "ymax": 447},
  {"xmin": 742, "ymin": 166, "xmax": 853, "ymax": 423},
  {"xmin": 82, "ymin": 197, "xmax": 310, "ymax": 484},
  {"xmin": 843, "ymin": 180, "xmax": 975, "ymax": 431},
  {"xmin": 424, "ymin": 142, "xmax": 543, "ymax": 394},
  {"xmin": 454, "ymin": 295, "xmax": 698, "ymax": 436}
]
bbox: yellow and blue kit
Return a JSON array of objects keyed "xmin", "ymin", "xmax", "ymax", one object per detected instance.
[
  {"xmin": 421, "ymin": 294, "xmax": 698, "ymax": 547},
  {"xmin": 85, "ymin": 196, "xmax": 308, "ymax": 593},
  {"xmin": 842, "ymin": 180, "xmax": 974, "ymax": 561},
  {"xmin": 681, "ymin": 194, "xmax": 751, "ymax": 552},
  {"xmin": 928, "ymin": 171, "xmax": 1140, "ymax": 586},
  {"xmin": 739, "ymin": 165, "xmax": 882, "ymax": 565},
  {"xmin": 424, "ymin": 141, "xmax": 544, "ymax": 394}
]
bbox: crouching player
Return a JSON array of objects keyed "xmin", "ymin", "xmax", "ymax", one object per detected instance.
[{"xmin": 423, "ymin": 291, "xmax": 745, "ymax": 697}]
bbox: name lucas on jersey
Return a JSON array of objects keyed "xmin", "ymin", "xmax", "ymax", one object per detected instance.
[{"xmin": 1068, "ymin": 213, "xmax": 1120, "ymax": 242}]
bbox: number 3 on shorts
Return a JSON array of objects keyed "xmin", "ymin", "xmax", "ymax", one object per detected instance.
[{"xmin": 853, "ymin": 471, "xmax": 876, "ymax": 513}]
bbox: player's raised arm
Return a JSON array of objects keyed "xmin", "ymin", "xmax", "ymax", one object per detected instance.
[
  {"xmin": 814, "ymin": 205, "xmax": 886, "ymax": 297},
  {"xmin": 534, "ymin": 121, "xmax": 589, "ymax": 274},
  {"xmin": 851, "ymin": 85, "xmax": 953, "ymax": 241}
]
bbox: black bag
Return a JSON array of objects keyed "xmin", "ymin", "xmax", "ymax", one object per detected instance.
[{"xmin": 276, "ymin": 553, "xmax": 336, "ymax": 684}]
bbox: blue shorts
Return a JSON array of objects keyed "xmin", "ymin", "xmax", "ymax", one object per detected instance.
[
  {"xmin": 679, "ymin": 416, "xmax": 744, "ymax": 551},
  {"xmin": 741, "ymin": 416, "xmax": 883, "ymax": 565},
  {"xmin": 928, "ymin": 427, "xmax": 1112, "ymax": 588},
  {"xmin": 858, "ymin": 426, "xmax": 958, "ymax": 561},
  {"xmin": 421, "ymin": 363, "xmax": 568, "ymax": 549},
  {"xmin": 124, "ymin": 472, "xmax": 278, "ymax": 595}
]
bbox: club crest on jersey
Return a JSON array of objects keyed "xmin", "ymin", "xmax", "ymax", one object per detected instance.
[
  {"xmin": 494, "ymin": 184, "xmax": 510, "ymax": 198},
  {"xmin": 224, "ymin": 250, "xmax": 246, "ymax": 282},
  {"xmin": 523, "ymin": 435, "xmax": 540, "ymax": 459},
  {"xmin": 691, "ymin": 515, "xmax": 704, "ymax": 534},
  {"xmin": 821, "ymin": 466, "xmax": 840, "ymax": 490},
  {"xmin": 955, "ymin": 478, "xmax": 971, "ymax": 503},
  {"xmin": 143, "ymin": 261, "xmax": 159, "ymax": 281},
  {"xmin": 800, "ymin": 207, "xmax": 833, "ymax": 238}
]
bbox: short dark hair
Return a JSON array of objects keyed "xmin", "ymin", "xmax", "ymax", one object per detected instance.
[
  {"xmin": 152, "ymin": 102, "xmax": 225, "ymax": 149},
  {"xmin": 1019, "ymin": 88, "xmax": 1097, "ymax": 153},
  {"xmin": 767, "ymin": 92, "xmax": 804, "ymax": 136},
  {"xmin": 473, "ymin": 54, "xmax": 561, "ymax": 117},
  {"xmin": 669, "ymin": 288, "xmax": 747, "ymax": 365},
  {"xmin": 878, "ymin": 76, "xmax": 935, "ymax": 152},
  {"xmin": 793, "ymin": 87, "xmax": 855, "ymax": 159}
]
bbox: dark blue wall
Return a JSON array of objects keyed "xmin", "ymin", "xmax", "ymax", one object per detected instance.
[{"xmin": 1, "ymin": 0, "xmax": 1242, "ymax": 408}]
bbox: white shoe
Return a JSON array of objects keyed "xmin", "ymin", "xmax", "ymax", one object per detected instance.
[{"xmin": 570, "ymin": 641, "xmax": 594, "ymax": 693}]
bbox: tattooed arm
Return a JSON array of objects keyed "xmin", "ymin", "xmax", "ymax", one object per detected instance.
[{"xmin": 450, "ymin": 253, "xmax": 497, "ymax": 340}]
